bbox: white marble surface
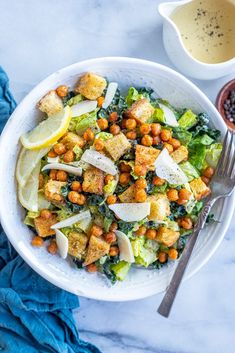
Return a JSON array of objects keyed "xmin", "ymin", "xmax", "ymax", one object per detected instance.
[{"xmin": 1, "ymin": 0, "xmax": 235, "ymax": 352}]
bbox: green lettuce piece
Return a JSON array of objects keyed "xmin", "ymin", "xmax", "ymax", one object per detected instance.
[
  {"xmin": 178, "ymin": 110, "xmax": 197, "ymax": 129},
  {"xmin": 125, "ymin": 87, "xmax": 139, "ymax": 106},
  {"xmin": 95, "ymin": 132, "xmax": 113, "ymax": 141},
  {"xmin": 180, "ymin": 161, "xmax": 200, "ymax": 181},
  {"xmin": 148, "ymin": 108, "xmax": 164, "ymax": 123},
  {"xmin": 73, "ymin": 145, "xmax": 83, "ymax": 160},
  {"xmin": 69, "ymin": 109, "xmax": 98, "ymax": 135},
  {"xmin": 189, "ymin": 144, "xmax": 207, "ymax": 171},
  {"xmin": 103, "ymin": 179, "xmax": 117, "ymax": 196},
  {"xmin": 131, "ymin": 237, "xmax": 157, "ymax": 267},
  {"xmin": 205, "ymin": 143, "xmax": 222, "ymax": 168},
  {"xmin": 192, "ymin": 134, "xmax": 214, "ymax": 146},
  {"xmin": 24, "ymin": 211, "xmax": 40, "ymax": 227},
  {"xmin": 173, "ymin": 128, "xmax": 192, "ymax": 145},
  {"xmin": 67, "ymin": 94, "xmax": 83, "ymax": 106},
  {"xmin": 110, "ymin": 261, "xmax": 131, "ymax": 281},
  {"xmin": 151, "ymin": 183, "xmax": 168, "ymax": 194},
  {"xmin": 104, "ymin": 217, "xmax": 113, "ymax": 232}
]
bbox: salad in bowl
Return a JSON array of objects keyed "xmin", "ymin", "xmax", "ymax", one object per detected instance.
[{"xmin": 16, "ymin": 71, "xmax": 221, "ymax": 284}]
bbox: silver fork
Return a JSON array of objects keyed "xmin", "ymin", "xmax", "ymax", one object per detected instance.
[{"xmin": 158, "ymin": 129, "xmax": 235, "ymax": 318}]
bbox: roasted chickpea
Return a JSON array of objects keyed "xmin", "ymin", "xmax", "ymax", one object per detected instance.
[
  {"xmin": 83, "ymin": 128, "xmax": 95, "ymax": 142},
  {"xmin": 68, "ymin": 191, "xmax": 80, "ymax": 203},
  {"xmin": 167, "ymin": 189, "xmax": 179, "ymax": 202},
  {"xmin": 40, "ymin": 209, "xmax": 52, "ymax": 220},
  {"xmin": 179, "ymin": 188, "xmax": 191, "ymax": 201},
  {"xmin": 109, "ymin": 112, "xmax": 118, "ymax": 122},
  {"xmin": 110, "ymin": 124, "xmax": 121, "ymax": 135},
  {"xmin": 160, "ymin": 129, "xmax": 172, "ymax": 142},
  {"xmin": 77, "ymin": 194, "xmax": 86, "ymax": 205},
  {"xmin": 63, "ymin": 150, "xmax": 75, "ymax": 163},
  {"xmin": 152, "ymin": 135, "xmax": 161, "ymax": 145},
  {"xmin": 135, "ymin": 178, "xmax": 147, "ymax": 189},
  {"xmin": 109, "ymin": 246, "xmax": 119, "ymax": 257},
  {"xmin": 201, "ymin": 176, "xmax": 210, "ymax": 185},
  {"xmin": 203, "ymin": 166, "xmax": 214, "ymax": 179},
  {"xmin": 53, "ymin": 143, "xmax": 66, "ymax": 155},
  {"xmin": 119, "ymin": 162, "xmax": 131, "ymax": 172},
  {"xmin": 48, "ymin": 149, "xmax": 58, "ymax": 158},
  {"xmin": 119, "ymin": 173, "xmax": 131, "ymax": 185},
  {"xmin": 97, "ymin": 96, "xmax": 105, "ymax": 107},
  {"xmin": 109, "ymin": 222, "xmax": 118, "ymax": 232},
  {"xmin": 47, "ymin": 240, "xmax": 58, "ymax": 255},
  {"xmin": 135, "ymin": 226, "xmax": 147, "ymax": 236},
  {"xmin": 140, "ymin": 123, "xmax": 151, "ymax": 135},
  {"xmin": 71, "ymin": 181, "xmax": 82, "ymax": 192},
  {"xmin": 180, "ymin": 217, "xmax": 193, "ymax": 230},
  {"xmin": 126, "ymin": 118, "xmax": 137, "ymax": 130},
  {"xmin": 94, "ymin": 139, "xmax": 105, "ymax": 151},
  {"xmin": 97, "ymin": 118, "xmax": 108, "ymax": 130},
  {"xmin": 164, "ymin": 143, "xmax": 174, "ymax": 153},
  {"xmin": 31, "ymin": 235, "xmax": 43, "ymax": 247},
  {"xmin": 151, "ymin": 123, "xmax": 161, "ymax": 136},
  {"xmin": 86, "ymin": 263, "xmax": 97, "ymax": 272},
  {"xmin": 134, "ymin": 165, "xmax": 147, "ymax": 176},
  {"xmin": 106, "ymin": 195, "xmax": 117, "ymax": 205},
  {"xmin": 39, "ymin": 173, "xmax": 44, "ymax": 189},
  {"xmin": 168, "ymin": 248, "xmax": 178, "ymax": 260},
  {"xmin": 105, "ymin": 231, "xmax": 117, "ymax": 244},
  {"xmin": 153, "ymin": 176, "xmax": 165, "ymax": 186},
  {"xmin": 90, "ymin": 224, "xmax": 103, "ymax": 237},
  {"xmin": 146, "ymin": 229, "xmax": 157, "ymax": 239},
  {"xmin": 135, "ymin": 188, "xmax": 147, "ymax": 202},
  {"xmin": 177, "ymin": 199, "xmax": 188, "ymax": 205},
  {"xmin": 141, "ymin": 135, "xmax": 153, "ymax": 147},
  {"xmin": 49, "ymin": 169, "xmax": 57, "ymax": 180},
  {"xmin": 56, "ymin": 170, "xmax": 68, "ymax": 182},
  {"xmin": 168, "ymin": 138, "xmax": 181, "ymax": 150},
  {"xmin": 126, "ymin": 131, "xmax": 137, "ymax": 140},
  {"xmin": 56, "ymin": 85, "xmax": 69, "ymax": 98},
  {"xmin": 158, "ymin": 251, "xmax": 167, "ymax": 263},
  {"xmin": 105, "ymin": 174, "xmax": 114, "ymax": 184},
  {"xmin": 121, "ymin": 119, "xmax": 127, "ymax": 129}
]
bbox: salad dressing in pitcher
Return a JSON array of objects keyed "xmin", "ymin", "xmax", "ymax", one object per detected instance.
[{"xmin": 171, "ymin": 0, "xmax": 235, "ymax": 64}]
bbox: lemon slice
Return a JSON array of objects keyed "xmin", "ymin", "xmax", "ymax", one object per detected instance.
[
  {"xmin": 18, "ymin": 162, "xmax": 41, "ymax": 211},
  {"xmin": 16, "ymin": 146, "xmax": 50, "ymax": 187},
  {"xmin": 20, "ymin": 106, "xmax": 71, "ymax": 149}
]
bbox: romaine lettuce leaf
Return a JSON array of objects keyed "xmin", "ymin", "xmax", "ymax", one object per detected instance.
[
  {"xmin": 69, "ymin": 109, "xmax": 99, "ymax": 135},
  {"xmin": 172, "ymin": 128, "xmax": 192, "ymax": 146},
  {"xmin": 205, "ymin": 143, "xmax": 222, "ymax": 168},
  {"xmin": 179, "ymin": 161, "xmax": 200, "ymax": 181},
  {"xmin": 67, "ymin": 94, "xmax": 83, "ymax": 106},
  {"xmin": 178, "ymin": 109, "xmax": 197, "ymax": 129}
]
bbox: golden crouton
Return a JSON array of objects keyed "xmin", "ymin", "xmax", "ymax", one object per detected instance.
[
  {"xmin": 60, "ymin": 132, "xmax": 85, "ymax": 149},
  {"xmin": 44, "ymin": 180, "xmax": 66, "ymax": 205},
  {"xmin": 104, "ymin": 133, "xmax": 131, "ymax": 161},
  {"xmin": 37, "ymin": 90, "xmax": 63, "ymax": 116},
  {"xmin": 34, "ymin": 214, "xmax": 57, "ymax": 238},
  {"xmin": 84, "ymin": 235, "xmax": 110, "ymax": 266},
  {"xmin": 156, "ymin": 227, "xmax": 180, "ymax": 247},
  {"xmin": 171, "ymin": 146, "xmax": 188, "ymax": 164},
  {"xmin": 68, "ymin": 231, "xmax": 88, "ymax": 258},
  {"xmin": 82, "ymin": 167, "xmax": 104, "ymax": 194},
  {"xmin": 75, "ymin": 72, "xmax": 107, "ymax": 100},
  {"xmin": 126, "ymin": 98, "xmax": 154, "ymax": 124},
  {"xmin": 135, "ymin": 144, "xmax": 160, "ymax": 171},
  {"xmin": 147, "ymin": 194, "xmax": 170, "ymax": 221},
  {"xmin": 118, "ymin": 184, "xmax": 136, "ymax": 203},
  {"xmin": 189, "ymin": 177, "xmax": 211, "ymax": 200}
]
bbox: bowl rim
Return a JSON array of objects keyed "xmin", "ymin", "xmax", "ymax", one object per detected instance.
[{"xmin": 0, "ymin": 56, "xmax": 234, "ymax": 301}]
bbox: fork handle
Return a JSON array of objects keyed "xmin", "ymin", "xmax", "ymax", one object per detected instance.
[{"xmin": 157, "ymin": 199, "xmax": 215, "ymax": 318}]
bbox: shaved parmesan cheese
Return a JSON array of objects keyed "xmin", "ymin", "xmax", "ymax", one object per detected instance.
[
  {"xmin": 81, "ymin": 149, "xmax": 118, "ymax": 175},
  {"xmin": 55, "ymin": 229, "xmax": 68, "ymax": 259},
  {"xmin": 155, "ymin": 148, "xmax": 188, "ymax": 185},
  {"xmin": 47, "ymin": 156, "xmax": 60, "ymax": 163},
  {"xmin": 116, "ymin": 230, "xmax": 135, "ymax": 263},
  {"xmin": 51, "ymin": 210, "xmax": 91, "ymax": 229},
  {"xmin": 102, "ymin": 82, "xmax": 118, "ymax": 109},
  {"xmin": 109, "ymin": 203, "xmax": 151, "ymax": 222},
  {"xmin": 158, "ymin": 103, "xmax": 179, "ymax": 127},
  {"xmin": 42, "ymin": 163, "xmax": 82, "ymax": 176},
  {"xmin": 71, "ymin": 100, "xmax": 97, "ymax": 118}
]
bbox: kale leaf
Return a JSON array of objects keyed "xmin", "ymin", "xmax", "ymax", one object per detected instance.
[
  {"xmin": 98, "ymin": 89, "xmax": 127, "ymax": 120},
  {"xmin": 190, "ymin": 113, "xmax": 221, "ymax": 141}
]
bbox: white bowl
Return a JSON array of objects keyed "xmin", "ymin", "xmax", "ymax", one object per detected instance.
[{"xmin": 0, "ymin": 57, "xmax": 234, "ymax": 301}]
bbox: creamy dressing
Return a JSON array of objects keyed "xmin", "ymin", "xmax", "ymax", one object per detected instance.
[{"xmin": 171, "ymin": 0, "xmax": 235, "ymax": 64}]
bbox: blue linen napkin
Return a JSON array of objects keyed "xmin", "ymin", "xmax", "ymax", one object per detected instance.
[{"xmin": 0, "ymin": 68, "xmax": 101, "ymax": 353}]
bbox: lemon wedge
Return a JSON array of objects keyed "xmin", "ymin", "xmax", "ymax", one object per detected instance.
[
  {"xmin": 16, "ymin": 146, "xmax": 50, "ymax": 187},
  {"xmin": 18, "ymin": 162, "xmax": 41, "ymax": 212},
  {"xmin": 20, "ymin": 106, "xmax": 71, "ymax": 149}
]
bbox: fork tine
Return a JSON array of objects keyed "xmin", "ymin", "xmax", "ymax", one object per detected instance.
[
  {"xmin": 216, "ymin": 130, "xmax": 229, "ymax": 176},
  {"xmin": 223, "ymin": 130, "xmax": 234, "ymax": 174},
  {"xmin": 228, "ymin": 132, "xmax": 235, "ymax": 177}
]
